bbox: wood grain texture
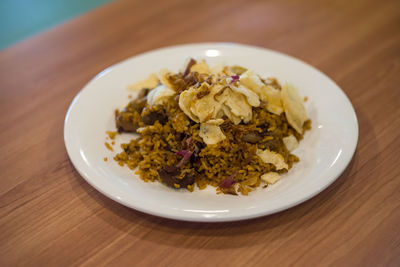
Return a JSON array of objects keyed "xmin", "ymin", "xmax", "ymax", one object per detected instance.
[{"xmin": 1, "ymin": 0, "xmax": 399, "ymax": 266}]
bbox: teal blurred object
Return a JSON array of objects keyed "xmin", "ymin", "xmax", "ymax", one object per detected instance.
[{"xmin": 0, "ymin": 0, "xmax": 113, "ymax": 50}]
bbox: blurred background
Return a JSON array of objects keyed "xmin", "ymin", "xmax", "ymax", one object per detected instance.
[{"xmin": 0, "ymin": 0, "xmax": 112, "ymax": 50}]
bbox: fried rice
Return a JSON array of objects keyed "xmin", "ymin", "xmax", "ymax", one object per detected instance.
[{"xmin": 111, "ymin": 59, "xmax": 311, "ymax": 195}]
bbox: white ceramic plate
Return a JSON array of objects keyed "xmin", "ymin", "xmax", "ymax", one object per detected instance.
[{"xmin": 64, "ymin": 43, "xmax": 358, "ymax": 222}]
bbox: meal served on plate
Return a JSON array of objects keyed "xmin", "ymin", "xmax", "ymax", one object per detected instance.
[{"xmin": 109, "ymin": 59, "xmax": 311, "ymax": 195}]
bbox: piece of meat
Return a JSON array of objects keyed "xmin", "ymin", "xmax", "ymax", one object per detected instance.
[
  {"xmin": 115, "ymin": 88, "xmax": 150, "ymax": 133},
  {"xmin": 169, "ymin": 71, "xmax": 205, "ymax": 93},
  {"xmin": 262, "ymin": 139, "xmax": 281, "ymax": 151},
  {"xmin": 174, "ymin": 132, "xmax": 184, "ymax": 141},
  {"xmin": 158, "ymin": 166, "xmax": 195, "ymax": 188},
  {"xmin": 158, "ymin": 168, "xmax": 178, "ymax": 187},
  {"xmin": 141, "ymin": 109, "xmax": 168, "ymax": 125},
  {"xmin": 183, "ymin": 58, "xmax": 197, "ymax": 77},
  {"xmin": 241, "ymin": 132, "xmax": 263, "ymax": 143},
  {"xmin": 127, "ymin": 99, "xmax": 146, "ymax": 113},
  {"xmin": 137, "ymin": 88, "xmax": 150, "ymax": 98},
  {"xmin": 177, "ymin": 174, "xmax": 195, "ymax": 188},
  {"xmin": 116, "ymin": 113, "xmax": 139, "ymax": 132},
  {"xmin": 126, "ymin": 88, "xmax": 149, "ymax": 113},
  {"xmin": 115, "ymin": 108, "xmax": 140, "ymax": 132}
]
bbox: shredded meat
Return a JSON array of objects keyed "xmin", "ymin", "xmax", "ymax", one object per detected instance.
[
  {"xmin": 169, "ymin": 72, "xmax": 208, "ymax": 93},
  {"xmin": 183, "ymin": 58, "xmax": 197, "ymax": 77}
]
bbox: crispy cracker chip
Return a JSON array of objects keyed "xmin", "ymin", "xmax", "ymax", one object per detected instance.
[
  {"xmin": 127, "ymin": 73, "xmax": 159, "ymax": 91},
  {"xmin": 230, "ymin": 85, "xmax": 260, "ymax": 107},
  {"xmin": 261, "ymin": 172, "xmax": 280, "ymax": 184},
  {"xmin": 190, "ymin": 61, "xmax": 211, "ymax": 74},
  {"xmin": 282, "ymin": 135, "xmax": 299, "ymax": 151},
  {"xmin": 179, "ymin": 88, "xmax": 200, "ymax": 122},
  {"xmin": 240, "ymin": 70, "xmax": 283, "ymax": 115},
  {"xmin": 190, "ymin": 84, "xmax": 223, "ymax": 123},
  {"xmin": 159, "ymin": 69, "xmax": 176, "ymax": 90},
  {"xmin": 281, "ymin": 84, "xmax": 308, "ymax": 134},
  {"xmin": 217, "ymin": 88, "xmax": 252, "ymax": 123},
  {"xmin": 256, "ymin": 149, "xmax": 288, "ymax": 170},
  {"xmin": 199, "ymin": 123, "xmax": 226, "ymax": 145},
  {"xmin": 147, "ymin": 84, "xmax": 175, "ymax": 106},
  {"xmin": 263, "ymin": 85, "xmax": 284, "ymax": 115}
]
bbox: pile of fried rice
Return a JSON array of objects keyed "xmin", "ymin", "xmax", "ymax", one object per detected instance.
[{"xmin": 112, "ymin": 59, "xmax": 311, "ymax": 195}]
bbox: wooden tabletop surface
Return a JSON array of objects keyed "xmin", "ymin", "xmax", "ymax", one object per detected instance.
[{"xmin": 1, "ymin": 0, "xmax": 399, "ymax": 266}]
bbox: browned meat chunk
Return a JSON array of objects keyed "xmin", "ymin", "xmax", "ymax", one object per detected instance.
[
  {"xmin": 115, "ymin": 110, "xmax": 139, "ymax": 132},
  {"xmin": 241, "ymin": 132, "xmax": 263, "ymax": 143},
  {"xmin": 115, "ymin": 88, "xmax": 150, "ymax": 132},
  {"xmin": 141, "ymin": 108, "xmax": 168, "ymax": 125},
  {"xmin": 158, "ymin": 166, "xmax": 195, "ymax": 188}
]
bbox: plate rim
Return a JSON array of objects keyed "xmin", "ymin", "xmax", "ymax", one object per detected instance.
[{"xmin": 64, "ymin": 42, "xmax": 359, "ymax": 222}]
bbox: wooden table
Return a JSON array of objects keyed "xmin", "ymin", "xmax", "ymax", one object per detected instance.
[{"xmin": 1, "ymin": 0, "xmax": 399, "ymax": 266}]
